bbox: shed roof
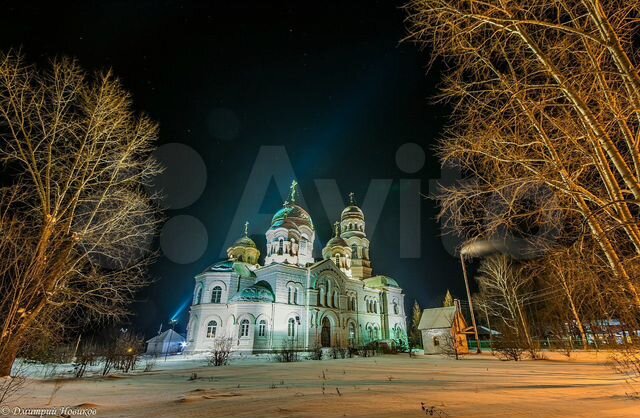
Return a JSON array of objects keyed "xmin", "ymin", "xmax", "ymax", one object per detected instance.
[
  {"xmin": 417, "ymin": 306, "xmax": 457, "ymax": 330},
  {"xmin": 146, "ymin": 329, "xmax": 185, "ymax": 344}
]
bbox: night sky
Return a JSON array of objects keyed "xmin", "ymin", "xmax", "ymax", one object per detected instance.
[{"xmin": 0, "ymin": 1, "xmax": 469, "ymax": 336}]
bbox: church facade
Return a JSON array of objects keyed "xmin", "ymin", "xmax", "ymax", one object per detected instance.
[{"xmin": 185, "ymin": 181, "xmax": 407, "ymax": 353}]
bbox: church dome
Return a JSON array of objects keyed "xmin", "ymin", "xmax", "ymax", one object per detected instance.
[
  {"xmin": 232, "ymin": 235, "xmax": 257, "ymax": 248},
  {"xmin": 227, "ymin": 222, "xmax": 260, "ymax": 264},
  {"xmin": 326, "ymin": 235, "xmax": 348, "ymax": 248},
  {"xmin": 271, "ymin": 203, "xmax": 314, "ymax": 230},
  {"xmin": 341, "ymin": 193, "xmax": 364, "ymax": 220},
  {"xmin": 229, "ymin": 280, "xmax": 275, "ymax": 303}
]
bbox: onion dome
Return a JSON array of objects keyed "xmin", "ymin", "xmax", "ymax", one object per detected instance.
[
  {"xmin": 271, "ymin": 204, "xmax": 314, "ymax": 230},
  {"xmin": 325, "ymin": 222, "xmax": 348, "ymax": 249},
  {"xmin": 227, "ymin": 222, "xmax": 260, "ymax": 264},
  {"xmin": 229, "ymin": 280, "xmax": 275, "ymax": 303},
  {"xmin": 270, "ymin": 181, "xmax": 314, "ymax": 231},
  {"xmin": 341, "ymin": 192, "xmax": 364, "ymax": 220}
]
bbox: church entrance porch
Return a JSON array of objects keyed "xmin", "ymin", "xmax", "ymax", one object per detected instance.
[{"xmin": 321, "ymin": 317, "xmax": 331, "ymax": 347}]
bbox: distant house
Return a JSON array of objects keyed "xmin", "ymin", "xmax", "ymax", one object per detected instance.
[
  {"xmin": 145, "ymin": 329, "xmax": 185, "ymax": 356},
  {"xmin": 418, "ymin": 306, "xmax": 469, "ymax": 355}
]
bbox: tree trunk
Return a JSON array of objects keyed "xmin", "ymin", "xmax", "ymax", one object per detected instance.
[{"xmin": 0, "ymin": 341, "xmax": 20, "ymax": 377}]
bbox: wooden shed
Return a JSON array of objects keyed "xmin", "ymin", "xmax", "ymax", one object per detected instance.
[{"xmin": 418, "ymin": 306, "xmax": 469, "ymax": 355}]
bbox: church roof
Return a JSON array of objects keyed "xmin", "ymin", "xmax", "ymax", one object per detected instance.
[
  {"xmin": 364, "ymin": 275, "xmax": 400, "ymax": 289},
  {"xmin": 229, "ymin": 280, "xmax": 275, "ymax": 303},
  {"xmin": 202, "ymin": 260, "xmax": 256, "ymax": 278},
  {"xmin": 231, "ymin": 235, "xmax": 257, "ymax": 248},
  {"xmin": 271, "ymin": 203, "xmax": 314, "ymax": 230}
]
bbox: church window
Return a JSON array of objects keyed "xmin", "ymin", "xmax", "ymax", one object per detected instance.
[
  {"xmin": 288, "ymin": 287, "xmax": 292, "ymax": 304},
  {"xmin": 258, "ymin": 320, "xmax": 267, "ymax": 337},
  {"xmin": 278, "ymin": 238, "xmax": 284, "ymax": 255},
  {"xmin": 367, "ymin": 326, "xmax": 373, "ymax": 340},
  {"xmin": 373, "ymin": 302, "xmax": 378, "ymax": 314},
  {"xmin": 288, "ymin": 318, "xmax": 296, "ymax": 337},
  {"xmin": 349, "ymin": 223, "xmax": 353, "ymax": 230},
  {"xmin": 374, "ymin": 325, "xmax": 379, "ymax": 340},
  {"xmin": 333, "ymin": 291, "xmax": 339, "ymax": 308},
  {"xmin": 240, "ymin": 319, "xmax": 250, "ymax": 337},
  {"xmin": 195, "ymin": 286, "xmax": 203, "ymax": 305},
  {"xmin": 206, "ymin": 320, "xmax": 217, "ymax": 338},
  {"xmin": 300, "ymin": 239, "xmax": 307, "ymax": 254},
  {"xmin": 348, "ymin": 322, "xmax": 356, "ymax": 346},
  {"xmin": 393, "ymin": 301, "xmax": 399, "ymax": 315},
  {"xmin": 294, "ymin": 287, "xmax": 299, "ymax": 305},
  {"xmin": 211, "ymin": 286, "xmax": 222, "ymax": 304},
  {"xmin": 351, "ymin": 244, "xmax": 358, "ymax": 259},
  {"xmin": 433, "ymin": 336, "xmax": 440, "ymax": 347},
  {"xmin": 334, "ymin": 254, "xmax": 340, "ymax": 266}
]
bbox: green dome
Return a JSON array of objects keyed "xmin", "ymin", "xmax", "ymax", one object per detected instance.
[
  {"xmin": 271, "ymin": 204, "xmax": 314, "ymax": 230},
  {"xmin": 205, "ymin": 260, "xmax": 234, "ymax": 273},
  {"xmin": 364, "ymin": 275, "xmax": 400, "ymax": 289},
  {"xmin": 230, "ymin": 281, "xmax": 275, "ymax": 303},
  {"xmin": 232, "ymin": 235, "xmax": 257, "ymax": 248}
]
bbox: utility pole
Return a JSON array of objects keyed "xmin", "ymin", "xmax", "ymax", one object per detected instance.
[{"xmin": 460, "ymin": 252, "xmax": 481, "ymax": 354}]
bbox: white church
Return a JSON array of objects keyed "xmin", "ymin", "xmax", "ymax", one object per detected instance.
[{"xmin": 185, "ymin": 181, "xmax": 407, "ymax": 353}]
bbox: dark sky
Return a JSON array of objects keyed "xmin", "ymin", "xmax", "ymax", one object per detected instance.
[{"xmin": 0, "ymin": 1, "xmax": 469, "ymax": 336}]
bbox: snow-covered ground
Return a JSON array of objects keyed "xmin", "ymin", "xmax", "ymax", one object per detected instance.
[{"xmin": 4, "ymin": 351, "xmax": 638, "ymax": 417}]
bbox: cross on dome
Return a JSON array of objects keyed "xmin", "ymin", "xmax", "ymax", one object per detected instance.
[
  {"xmin": 288, "ymin": 180, "xmax": 298, "ymax": 203},
  {"xmin": 244, "ymin": 221, "xmax": 249, "ymax": 236},
  {"xmin": 348, "ymin": 192, "xmax": 356, "ymax": 205}
]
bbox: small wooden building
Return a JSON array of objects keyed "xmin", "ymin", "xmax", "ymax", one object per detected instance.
[{"xmin": 418, "ymin": 306, "xmax": 469, "ymax": 355}]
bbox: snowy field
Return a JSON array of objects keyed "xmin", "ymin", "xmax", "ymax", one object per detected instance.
[{"xmin": 4, "ymin": 351, "xmax": 638, "ymax": 417}]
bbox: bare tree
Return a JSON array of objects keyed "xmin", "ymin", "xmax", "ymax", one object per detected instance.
[
  {"xmin": 405, "ymin": 0, "xmax": 640, "ymax": 314},
  {"xmin": 476, "ymin": 255, "xmax": 534, "ymax": 349},
  {"xmin": 208, "ymin": 337, "xmax": 233, "ymax": 367},
  {"xmin": 0, "ymin": 51, "xmax": 162, "ymax": 377}
]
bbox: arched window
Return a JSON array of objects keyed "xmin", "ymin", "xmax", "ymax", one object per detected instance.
[
  {"xmin": 351, "ymin": 244, "xmax": 358, "ymax": 259},
  {"xmin": 348, "ymin": 322, "xmax": 356, "ymax": 346},
  {"xmin": 334, "ymin": 254, "xmax": 340, "ymax": 266},
  {"xmin": 352, "ymin": 297, "xmax": 357, "ymax": 311},
  {"xmin": 195, "ymin": 286, "xmax": 203, "ymax": 305},
  {"xmin": 211, "ymin": 286, "xmax": 222, "ymax": 304},
  {"xmin": 206, "ymin": 320, "xmax": 217, "ymax": 338},
  {"xmin": 373, "ymin": 302, "xmax": 378, "ymax": 314},
  {"xmin": 240, "ymin": 319, "xmax": 250, "ymax": 337},
  {"xmin": 258, "ymin": 320, "xmax": 267, "ymax": 337},
  {"xmin": 278, "ymin": 238, "xmax": 284, "ymax": 255},
  {"xmin": 293, "ymin": 287, "xmax": 299, "ymax": 305},
  {"xmin": 367, "ymin": 325, "xmax": 373, "ymax": 340},
  {"xmin": 288, "ymin": 287, "xmax": 292, "ymax": 304},
  {"xmin": 288, "ymin": 318, "xmax": 296, "ymax": 337},
  {"xmin": 433, "ymin": 336, "xmax": 440, "ymax": 347},
  {"xmin": 300, "ymin": 239, "xmax": 307, "ymax": 254},
  {"xmin": 317, "ymin": 289, "xmax": 322, "ymax": 306},
  {"xmin": 374, "ymin": 326, "xmax": 379, "ymax": 340},
  {"xmin": 349, "ymin": 223, "xmax": 353, "ymax": 230},
  {"xmin": 333, "ymin": 291, "xmax": 339, "ymax": 308},
  {"xmin": 393, "ymin": 301, "xmax": 399, "ymax": 315}
]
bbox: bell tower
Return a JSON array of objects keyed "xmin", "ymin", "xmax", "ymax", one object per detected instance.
[{"xmin": 340, "ymin": 193, "xmax": 372, "ymax": 279}]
